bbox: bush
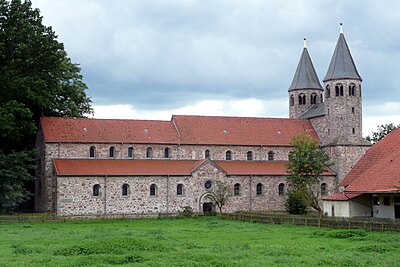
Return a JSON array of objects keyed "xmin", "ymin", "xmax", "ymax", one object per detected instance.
[
  {"xmin": 284, "ymin": 188, "xmax": 308, "ymax": 215},
  {"xmin": 180, "ymin": 206, "xmax": 194, "ymax": 218}
]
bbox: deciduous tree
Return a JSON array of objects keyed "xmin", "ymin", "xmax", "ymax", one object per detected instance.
[
  {"xmin": 213, "ymin": 181, "xmax": 231, "ymax": 214},
  {"xmin": 366, "ymin": 123, "xmax": 398, "ymax": 144},
  {"xmin": 285, "ymin": 134, "xmax": 332, "ymax": 214}
]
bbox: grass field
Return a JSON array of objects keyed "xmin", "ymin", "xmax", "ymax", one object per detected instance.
[{"xmin": 0, "ymin": 217, "xmax": 399, "ymax": 267}]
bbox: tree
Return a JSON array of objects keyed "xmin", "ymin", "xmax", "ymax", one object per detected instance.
[
  {"xmin": 0, "ymin": 0, "xmax": 93, "ymax": 212},
  {"xmin": 213, "ymin": 181, "xmax": 231, "ymax": 214},
  {"xmin": 285, "ymin": 134, "xmax": 332, "ymax": 214},
  {"xmin": 366, "ymin": 123, "xmax": 398, "ymax": 144}
]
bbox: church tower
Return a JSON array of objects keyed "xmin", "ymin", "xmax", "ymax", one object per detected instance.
[
  {"xmin": 323, "ymin": 24, "xmax": 364, "ymax": 144},
  {"xmin": 288, "ymin": 38, "xmax": 323, "ymax": 118}
]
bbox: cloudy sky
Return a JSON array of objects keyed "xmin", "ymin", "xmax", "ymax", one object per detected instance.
[{"xmin": 32, "ymin": 0, "xmax": 400, "ymax": 136}]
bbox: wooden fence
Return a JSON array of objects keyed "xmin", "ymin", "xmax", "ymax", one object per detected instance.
[{"xmin": 220, "ymin": 212, "xmax": 400, "ymax": 232}]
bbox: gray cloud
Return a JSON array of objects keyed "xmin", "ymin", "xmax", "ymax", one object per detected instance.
[{"xmin": 33, "ymin": 0, "xmax": 400, "ymax": 113}]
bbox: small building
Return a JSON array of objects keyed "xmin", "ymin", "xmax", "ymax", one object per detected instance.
[{"xmin": 323, "ymin": 128, "xmax": 400, "ymax": 219}]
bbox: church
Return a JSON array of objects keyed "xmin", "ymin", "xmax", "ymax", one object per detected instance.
[{"xmin": 35, "ymin": 25, "xmax": 372, "ymax": 217}]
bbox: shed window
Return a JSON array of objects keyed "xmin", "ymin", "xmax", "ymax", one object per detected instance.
[
  {"xmin": 234, "ymin": 183, "xmax": 241, "ymax": 196},
  {"xmin": 256, "ymin": 183, "xmax": 263, "ymax": 195},
  {"xmin": 150, "ymin": 184, "xmax": 157, "ymax": 196},
  {"xmin": 226, "ymin": 150, "xmax": 232, "ymax": 160},
  {"xmin": 373, "ymin": 196, "xmax": 380, "ymax": 205},
  {"xmin": 122, "ymin": 184, "xmax": 129, "ymax": 196},
  {"xmin": 128, "ymin": 147, "xmax": 134, "ymax": 158},
  {"xmin": 246, "ymin": 151, "xmax": 253, "ymax": 161},
  {"xmin": 146, "ymin": 147, "xmax": 153, "ymax": 158},
  {"xmin": 383, "ymin": 196, "xmax": 390, "ymax": 206},
  {"xmin": 89, "ymin": 146, "xmax": 96, "ymax": 158},
  {"xmin": 93, "ymin": 184, "xmax": 100, "ymax": 197}
]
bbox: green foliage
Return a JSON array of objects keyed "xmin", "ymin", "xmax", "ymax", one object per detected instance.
[
  {"xmin": 285, "ymin": 134, "xmax": 332, "ymax": 213},
  {"xmin": 0, "ymin": 0, "xmax": 93, "ymax": 211},
  {"xmin": 284, "ymin": 187, "xmax": 308, "ymax": 215},
  {"xmin": 180, "ymin": 205, "xmax": 194, "ymax": 217},
  {"xmin": 0, "ymin": 149, "xmax": 35, "ymax": 211},
  {"xmin": 313, "ymin": 229, "xmax": 368, "ymax": 239},
  {"xmin": 366, "ymin": 123, "xmax": 398, "ymax": 144}
]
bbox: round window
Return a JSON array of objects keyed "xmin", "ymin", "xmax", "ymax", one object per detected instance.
[{"xmin": 204, "ymin": 180, "xmax": 212, "ymax": 189}]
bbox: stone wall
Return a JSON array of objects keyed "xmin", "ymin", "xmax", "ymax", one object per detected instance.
[
  {"xmin": 56, "ymin": 160, "xmax": 337, "ymax": 216},
  {"xmin": 289, "ymin": 89, "xmax": 323, "ymax": 119}
]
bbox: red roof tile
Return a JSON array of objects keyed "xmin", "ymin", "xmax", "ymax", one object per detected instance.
[
  {"xmin": 54, "ymin": 159, "xmax": 200, "ymax": 176},
  {"xmin": 41, "ymin": 117, "xmax": 180, "ymax": 144},
  {"xmin": 322, "ymin": 192, "xmax": 362, "ymax": 201},
  {"xmin": 340, "ymin": 128, "xmax": 400, "ymax": 193},
  {"xmin": 172, "ymin": 115, "xmax": 318, "ymax": 146}
]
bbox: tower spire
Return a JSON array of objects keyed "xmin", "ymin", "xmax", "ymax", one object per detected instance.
[{"xmin": 340, "ymin": 22, "xmax": 343, "ymax": 34}]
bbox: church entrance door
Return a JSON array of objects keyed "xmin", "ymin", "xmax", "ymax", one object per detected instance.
[{"xmin": 203, "ymin": 202, "xmax": 214, "ymax": 214}]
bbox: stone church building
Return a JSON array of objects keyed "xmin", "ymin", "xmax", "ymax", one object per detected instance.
[{"xmin": 35, "ymin": 27, "xmax": 371, "ymax": 217}]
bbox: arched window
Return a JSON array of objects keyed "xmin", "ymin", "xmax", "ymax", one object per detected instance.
[
  {"xmin": 311, "ymin": 93, "xmax": 317, "ymax": 104},
  {"xmin": 256, "ymin": 183, "xmax": 263, "ymax": 195},
  {"xmin": 335, "ymin": 84, "xmax": 344, "ymax": 96},
  {"xmin": 290, "ymin": 95, "xmax": 294, "ymax": 106},
  {"xmin": 122, "ymin": 184, "xmax": 129, "ymax": 196},
  {"xmin": 150, "ymin": 184, "xmax": 157, "ymax": 196},
  {"xmin": 225, "ymin": 150, "xmax": 232, "ymax": 160},
  {"xmin": 146, "ymin": 147, "xmax": 153, "ymax": 158},
  {"xmin": 320, "ymin": 94, "xmax": 323, "ymax": 103},
  {"xmin": 349, "ymin": 84, "xmax": 356, "ymax": 96},
  {"xmin": 128, "ymin": 147, "xmax": 134, "ymax": 158},
  {"xmin": 234, "ymin": 183, "xmax": 241, "ymax": 196},
  {"xmin": 268, "ymin": 151, "xmax": 274, "ymax": 161},
  {"xmin": 278, "ymin": 183, "xmax": 285, "ymax": 195},
  {"xmin": 109, "ymin": 146, "xmax": 115, "ymax": 158},
  {"xmin": 205, "ymin": 149, "xmax": 210, "ymax": 159},
  {"xmin": 326, "ymin": 85, "xmax": 330, "ymax": 98},
  {"xmin": 164, "ymin": 147, "xmax": 170, "ymax": 158},
  {"xmin": 335, "ymin": 85, "xmax": 339, "ymax": 96},
  {"xmin": 298, "ymin": 94, "xmax": 306, "ymax": 105},
  {"xmin": 89, "ymin": 146, "xmax": 96, "ymax": 158},
  {"xmin": 93, "ymin": 184, "xmax": 100, "ymax": 197},
  {"xmin": 177, "ymin": 184, "xmax": 183, "ymax": 196},
  {"xmin": 246, "ymin": 151, "xmax": 253, "ymax": 161},
  {"xmin": 321, "ymin": 183, "xmax": 327, "ymax": 196}
]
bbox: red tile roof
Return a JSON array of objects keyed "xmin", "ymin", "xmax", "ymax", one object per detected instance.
[
  {"xmin": 340, "ymin": 128, "xmax": 400, "ymax": 193},
  {"xmin": 54, "ymin": 159, "xmax": 335, "ymax": 177},
  {"xmin": 41, "ymin": 117, "xmax": 180, "ymax": 144},
  {"xmin": 322, "ymin": 192, "xmax": 362, "ymax": 201},
  {"xmin": 172, "ymin": 115, "xmax": 318, "ymax": 146},
  {"xmin": 54, "ymin": 159, "xmax": 200, "ymax": 176}
]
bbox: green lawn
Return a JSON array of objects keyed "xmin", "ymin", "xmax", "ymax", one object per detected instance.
[{"xmin": 0, "ymin": 217, "xmax": 399, "ymax": 266}]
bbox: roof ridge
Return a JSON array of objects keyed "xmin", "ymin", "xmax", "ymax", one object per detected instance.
[{"xmin": 42, "ymin": 116, "xmax": 171, "ymax": 123}]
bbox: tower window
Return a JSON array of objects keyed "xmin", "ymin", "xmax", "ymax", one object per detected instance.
[
  {"xmin": 246, "ymin": 151, "xmax": 253, "ymax": 161},
  {"xmin": 146, "ymin": 147, "xmax": 153, "ymax": 158},
  {"xmin": 164, "ymin": 147, "xmax": 170, "ymax": 158},
  {"xmin": 352, "ymin": 128, "xmax": 355, "ymax": 134},
  {"xmin": 298, "ymin": 94, "xmax": 306, "ymax": 105},
  {"xmin": 349, "ymin": 84, "xmax": 356, "ymax": 96},
  {"xmin": 205, "ymin": 149, "xmax": 210, "ymax": 159},
  {"xmin": 352, "ymin": 107, "xmax": 355, "ymax": 113},
  {"xmin": 326, "ymin": 85, "xmax": 330, "ymax": 98},
  {"xmin": 311, "ymin": 93, "xmax": 317, "ymax": 104},
  {"xmin": 225, "ymin": 150, "xmax": 232, "ymax": 160},
  {"xmin": 128, "ymin": 147, "xmax": 134, "ymax": 158},
  {"xmin": 335, "ymin": 84, "xmax": 343, "ymax": 96},
  {"xmin": 320, "ymin": 94, "xmax": 323, "ymax": 103},
  {"xmin": 109, "ymin": 146, "xmax": 115, "ymax": 158},
  {"xmin": 290, "ymin": 95, "xmax": 294, "ymax": 106}
]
